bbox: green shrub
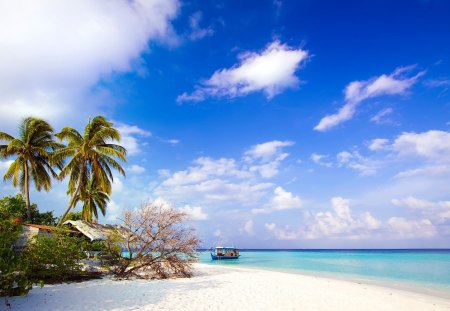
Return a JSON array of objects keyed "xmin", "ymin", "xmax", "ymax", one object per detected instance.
[
  {"xmin": 0, "ymin": 194, "xmax": 57, "ymax": 226},
  {"xmin": 22, "ymin": 231, "xmax": 87, "ymax": 282},
  {"xmin": 0, "ymin": 220, "xmax": 32, "ymax": 297}
]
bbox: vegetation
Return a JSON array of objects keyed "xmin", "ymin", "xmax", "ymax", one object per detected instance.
[
  {"xmin": 105, "ymin": 202, "xmax": 200, "ymax": 280},
  {"xmin": 21, "ymin": 231, "xmax": 88, "ymax": 282},
  {"xmin": 54, "ymin": 116, "xmax": 126, "ymax": 224},
  {"xmin": 0, "ymin": 118, "xmax": 62, "ymax": 221},
  {"xmin": 0, "ymin": 194, "xmax": 57, "ymax": 226},
  {"xmin": 0, "ymin": 220, "xmax": 32, "ymax": 299}
]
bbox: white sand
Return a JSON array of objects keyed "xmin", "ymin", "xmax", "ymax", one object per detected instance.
[{"xmin": 7, "ymin": 263, "xmax": 450, "ymax": 311}]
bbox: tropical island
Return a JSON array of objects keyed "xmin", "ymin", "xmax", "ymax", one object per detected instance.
[{"xmin": 2, "ymin": 0, "xmax": 450, "ymax": 310}]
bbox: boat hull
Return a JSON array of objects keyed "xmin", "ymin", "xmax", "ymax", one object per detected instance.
[{"xmin": 211, "ymin": 253, "xmax": 240, "ymax": 260}]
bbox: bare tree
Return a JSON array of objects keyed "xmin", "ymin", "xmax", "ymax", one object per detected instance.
[{"xmin": 105, "ymin": 202, "xmax": 200, "ymax": 279}]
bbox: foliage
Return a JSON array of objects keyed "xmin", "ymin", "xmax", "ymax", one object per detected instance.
[
  {"xmin": 105, "ymin": 202, "xmax": 200, "ymax": 280},
  {"xmin": 54, "ymin": 116, "xmax": 126, "ymax": 224},
  {"xmin": 0, "ymin": 220, "xmax": 33, "ymax": 298},
  {"xmin": 0, "ymin": 194, "xmax": 57, "ymax": 226},
  {"xmin": 71, "ymin": 177, "xmax": 109, "ymax": 222},
  {"xmin": 63, "ymin": 211, "xmax": 83, "ymax": 221},
  {"xmin": 0, "ymin": 117, "xmax": 62, "ymax": 221},
  {"xmin": 21, "ymin": 231, "xmax": 87, "ymax": 282}
]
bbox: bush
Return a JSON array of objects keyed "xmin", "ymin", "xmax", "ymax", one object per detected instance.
[
  {"xmin": 22, "ymin": 231, "xmax": 87, "ymax": 282},
  {"xmin": 0, "ymin": 194, "xmax": 57, "ymax": 225},
  {"xmin": 0, "ymin": 220, "xmax": 32, "ymax": 298}
]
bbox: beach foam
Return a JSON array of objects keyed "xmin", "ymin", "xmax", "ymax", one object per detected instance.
[{"xmin": 8, "ymin": 263, "xmax": 450, "ymax": 310}]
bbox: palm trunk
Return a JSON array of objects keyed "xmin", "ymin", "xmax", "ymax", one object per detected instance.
[
  {"xmin": 23, "ymin": 162, "xmax": 31, "ymax": 222},
  {"xmin": 58, "ymin": 169, "xmax": 84, "ymax": 226}
]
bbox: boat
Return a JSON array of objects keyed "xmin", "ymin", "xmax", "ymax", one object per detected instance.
[{"xmin": 210, "ymin": 246, "xmax": 240, "ymax": 260}]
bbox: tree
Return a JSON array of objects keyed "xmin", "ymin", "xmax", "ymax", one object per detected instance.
[
  {"xmin": 54, "ymin": 116, "xmax": 126, "ymax": 224},
  {"xmin": 0, "ymin": 118, "xmax": 62, "ymax": 221},
  {"xmin": 105, "ymin": 202, "xmax": 200, "ymax": 279},
  {"xmin": 0, "ymin": 194, "xmax": 57, "ymax": 226},
  {"xmin": 70, "ymin": 177, "xmax": 109, "ymax": 222}
]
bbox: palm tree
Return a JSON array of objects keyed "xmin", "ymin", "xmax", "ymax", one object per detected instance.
[
  {"xmin": 0, "ymin": 118, "xmax": 62, "ymax": 221},
  {"xmin": 71, "ymin": 177, "xmax": 109, "ymax": 222},
  {"xmin": 55, "ymin": 116, "xmax": 126, "ymax": 225}
]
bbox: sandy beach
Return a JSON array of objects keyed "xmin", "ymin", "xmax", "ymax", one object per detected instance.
[{"xmin": 7, "ymin": 263, "xmax": 450, "ymax": 311}]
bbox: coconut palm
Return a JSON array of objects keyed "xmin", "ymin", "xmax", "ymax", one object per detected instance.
[
  {"xmin": 0, "ymin": 118, "xmax": 62, "ymax": 221},
  {"xmin": 55, "ymin": 116, "xmax": 126, "ymax": 224},
  {"xmin": 71, "ymin": 177, "xmax": 109, "ymax": 222}
]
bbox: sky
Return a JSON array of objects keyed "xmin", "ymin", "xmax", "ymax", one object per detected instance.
[{"xmin": 1, "ymin": 0, "xmax": 450, "ymax": 248}]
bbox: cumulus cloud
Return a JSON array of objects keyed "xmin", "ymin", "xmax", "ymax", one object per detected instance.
[
  {"xmin": 116, "ymin": 123, "xmax": 151, "ymax": 156},
  {"xmin": 179, "ymin": 204, "xmax": 208, "ymax": 220},
  {"xmin": 368, "ymin": 138, "xmax": 390, "ymax": 151},
  {"xmin": 244, "ymin": 140, "xmax": 294, "ymax": 178},
  {"xmin": 177, "ymin": 40, "xmax": 309, "ymax": 102},
  {"xmin": 156, "ymin": 140, "xmax": 294, "ymax": 208},
  {"xmin": 392, "ymin": 196, "xmax": 450, "ymax": 223},
  {"xmin": 264, "ymin": 223, "xmax": 300, "ymax": 240},
  {"xmin": 0, "ymin": 0, "xmax": 180, "ymax": 131},
  {"xmin": 387, "ymin": 217, "xmax": 436, "ymax": 239},
  {"xmin": 393, "ymin": 130, "xmax": 450, "ymax": 163},
  {"xmin": 252, "ymin": 186, "xmax": 302, "ymax": 214},
  {"xmin": 314, "ymin": 66, "xmax": 424, "ymax": 131},
  {"xmin": 304, "ymin": 197, "xmax": 381, "ymax": 239}
]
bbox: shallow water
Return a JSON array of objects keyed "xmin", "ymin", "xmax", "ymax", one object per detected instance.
[{"xmin": 199, "ymin": 249, "xmax": 450, "ymax": 296}]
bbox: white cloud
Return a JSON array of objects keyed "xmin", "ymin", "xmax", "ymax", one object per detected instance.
[
  {"xmin": 177, "ymin": 40, "xmax": 309, "ymax": 102},
  {"xmin": 304, "ymin": 197, "xmax": 381, "ymax": 239},
  {"xmin": 163, "ymin": 157, "xmax": 250, "ymax": 186},
  {"xmin": 310, "ymin": 153, "xmax": 333, "ymax": 167},
  {"xmin": 264, "ymin": 223, "xmax": 300, "ymax": 240},
  {"xmin": 392, "ymin": 196, "xmax": 450, "ymax": 223},
  {"xmin": 188, "ymin": 11, "xmax": 214, "ymax": 41},
  {"xmin": 0, "ymin": 0, "xmax": 180, "ymax": 131},
  {"xmin": 128, "ymin": 164, "xmax": 146, "ymax": 174},
  {"xmin": 337, "ymin": 150, "xmax": 378, "ymax": 175},
  {"xmin": 370, "ymin": 107, "xmax": 394, "ymax": 124},
  {"xmin": 387, "ymin": 217, "xmax": 436, "ymax": 239},
  {"xmin": 179, "ymin": 205, "xmax": 208, "ymax": 221},
  {"xmin": 156, "ymin": 140, "xmax": 294, "ymax": 209},
  {"xmin": 393, "ymin": 130, "xmax": 450, "ymax": 163},
  {"xmin": 116, "ymin": 123, "xmax": 151, "ymax": 156},
  {"xmin": 245, "ymin": 140, "xmax": 294, "ymax": 178},
  {"xmin": 394, "ymin": 165, "xmax": 450, "ymax": 178},
  {"xmin": 314, "ymin": 66, "xmax": 424, "ymax": 131},
  {"xmin": 368, "ymin": 138, "xmax": 390, "ymax": 151},
  {"xmin": 252, "ymin": 186, "xmax": 302, "ymax": 214}
]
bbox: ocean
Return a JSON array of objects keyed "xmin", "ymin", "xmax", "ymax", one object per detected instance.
[{"xmin": 199, "ymin": 249, "xmax": 450, "ymax": 297}]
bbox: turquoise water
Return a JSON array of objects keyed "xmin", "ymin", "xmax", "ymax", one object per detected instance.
[{"xmin": 199, "ymin": 249, "xmax": 450, "ymax": 296}]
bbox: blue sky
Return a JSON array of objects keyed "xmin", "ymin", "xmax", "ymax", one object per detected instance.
[{"xmin": 1, "ymin": 0, "xmax": 450, "ymax": 248}]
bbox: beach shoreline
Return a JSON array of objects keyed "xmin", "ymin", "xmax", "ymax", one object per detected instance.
[{"xmin": 8, "ymin": 263, "xmax": 450, "ymax": 311}]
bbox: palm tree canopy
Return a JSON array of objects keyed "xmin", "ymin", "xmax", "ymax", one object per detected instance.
[
  {"xmin": 54, "ymin": 116, "xmax": 126, "ymax": 198},
  {"xmin": 71, "ymin": 177, "xmax": 110, "ymax": 222},
  {"xmin": 0, "ymin": 117, "xmax": 62, "ymax": 221},
  {"xmin": 55, "ymin": 116, "xmax": 126, "ymax": 224},
  {"xmin": 0, "ymin": 117, "xmax": 62, "ymax": 191}
]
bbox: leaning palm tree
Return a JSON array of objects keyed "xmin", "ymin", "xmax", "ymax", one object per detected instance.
[
  {"xmin": 55, "ymin": 116, "xmax": 126, "ymax": 225},
  {"xmin": 71, "ymin": 177, "xmax": 110, "ymax": 222},
  {"xmin": 0, "ymin": 118, "xmax": 62, "ymax": 221}
]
